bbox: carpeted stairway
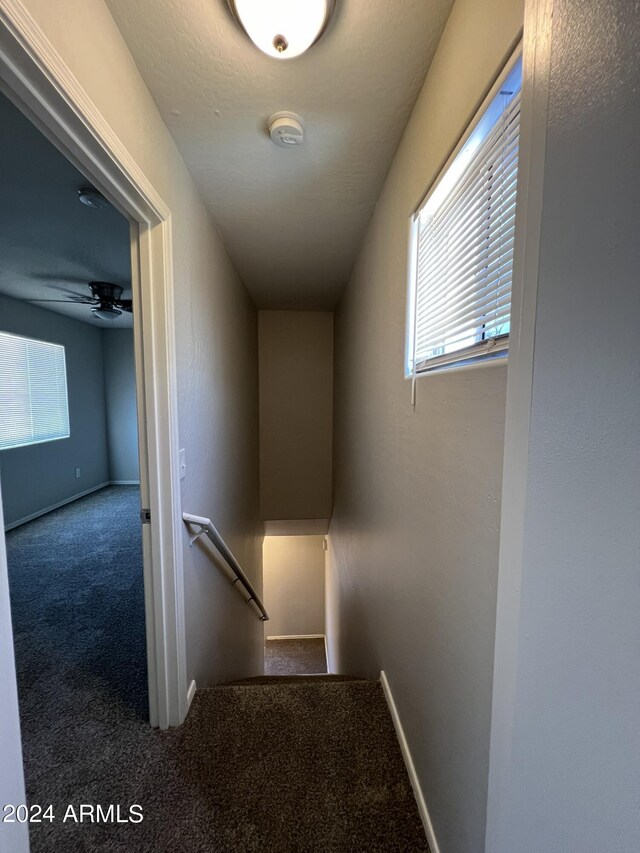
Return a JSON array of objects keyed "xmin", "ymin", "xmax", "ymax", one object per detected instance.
[
  {"xmin": 264, "ymin": 636, "xmax": 328, "ymax": 674},
  {"xmin": 21, "ymin": 675, "xmax": 429, "ymax": 852},
  {"xmin": 6, "ymin": 487, "xmax": 428, "ymax": 851}
]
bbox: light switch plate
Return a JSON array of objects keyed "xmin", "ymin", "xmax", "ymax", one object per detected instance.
[{"xmin": 179, "ymin": 448, "xmax": 186, "ymax": 480}]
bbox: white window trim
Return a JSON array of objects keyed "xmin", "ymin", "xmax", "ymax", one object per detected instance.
[{"xmin": 406, "ymin": 43, "xmax": 523, "ymax": 380}]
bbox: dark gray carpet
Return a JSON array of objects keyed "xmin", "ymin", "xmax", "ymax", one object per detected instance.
[
  {"xmin": 6, "ymin": 485, "xmax": 147, "ymax": 721},
  {"xmin": 6, "ymin": 490, "xmax": 427, "ymax": 851},
  {"xmin": 6, "ymin": 485, "xmax": 148, "ymax": 851},
  {"xmin": 10, "ymin": 678, "xmax": 429, "ymax": 852},
  {"xmin": 265, "ymin": 637, "xmax": 328, "ymax": 675}
]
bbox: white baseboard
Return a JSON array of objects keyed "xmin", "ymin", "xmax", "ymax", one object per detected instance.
[
  {"xmin": 380, "ymin": 670, "xmax": 440, "ymax": 853},
  {"xmin": 265, "ymin": 633, "xmax": 325, "ymax": 640},
  {"xmin": 3, "ymin": 480, "xmax": 142, "ymax": 531},
  {"xmin": 4, "ymin": 482, "xmax": 110, "ymax": 531},
  {"xmin": 186, "ymin": 679, "xmax": 197, "ymax": 712}
]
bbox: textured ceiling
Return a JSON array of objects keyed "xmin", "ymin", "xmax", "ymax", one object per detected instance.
[
  {"xmin": 0, "ymin": 92, "xmax": 132, "ymax": 328},
  {"xmin": 105, "ymin": 0, "xmax": 453, "ymax": 309}
]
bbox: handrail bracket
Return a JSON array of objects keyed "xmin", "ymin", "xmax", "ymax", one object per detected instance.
[{"xmin": 187, "ymin": 523, "xmax": 208, "ymax": 548}]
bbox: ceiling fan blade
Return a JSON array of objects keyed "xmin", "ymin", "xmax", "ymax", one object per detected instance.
[
  {"xmin": 29, "ymin": 273, "xmax": 90, "ymax": 286},
  {"xmin": 117, "ymin": 301, "xmax": 133, "ymax": 313},
  {"xmin": 27, "ymin": 287, "xmax": 95, "ymax": 300},
  {"xmin": 27, "ymin": 298, "xmax": 96, "ymax": 305}
]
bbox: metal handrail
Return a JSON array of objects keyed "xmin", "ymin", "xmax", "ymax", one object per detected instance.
[{"xmin": 182, "ymin": 513, "xmax": 269, "ymax": 622}]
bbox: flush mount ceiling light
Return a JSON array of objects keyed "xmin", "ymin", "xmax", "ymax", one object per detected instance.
[{"xmin": 228, "ymin": 0, "xmax": 335, "ymax": 59}]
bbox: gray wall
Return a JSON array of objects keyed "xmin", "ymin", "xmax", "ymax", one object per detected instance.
[
  {"xmin": 325, "ymin": 0, "xmax": 523, "ymax": 851},
  {"xmin": 486, "ymin": 1, "xmax": 640, "ymax": 850},
  {"xmin": 263, "ymin": 535, "xmax": 326, "ymax": 638},
  {"xmin": 102, "ymin": 328, "xmax": 139, "ymax": 482},
  {"xmin": 259, "ymin": 311, "xmax": 333, "ymax": 522},
  {"xmin": 0, "ymin": 295, "xmax": 109, "ymax": 526}
]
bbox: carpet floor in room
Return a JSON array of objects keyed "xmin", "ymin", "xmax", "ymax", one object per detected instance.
[
  {"xmin": 264, "ymin": 636, "xmax": 328, "ymax": 675},
  {"xmin": 5, "ymin": 486, "xmax": 148, "ymax": 847}
]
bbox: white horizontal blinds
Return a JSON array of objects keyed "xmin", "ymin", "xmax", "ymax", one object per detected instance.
[
  {"xmin": 0, "ymin": 332, "xmax": 70, "ymax": 450},
  {"xmin": 413, "ymin": 73, "xmax": 521, "ymax": 372},
  {"xmin": 0, "ymin": 334, "xmax": 31, "ymax": 450}
]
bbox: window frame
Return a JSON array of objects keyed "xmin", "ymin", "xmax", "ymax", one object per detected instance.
[
  {"xmin": 406, "ymin": 45, "xmax": 523, "ymax": 378},
  {"xmin": 0, "ymin": 330, "xmax": 71, "ymax": 451}
]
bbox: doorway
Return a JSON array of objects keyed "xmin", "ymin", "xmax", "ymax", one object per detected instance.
[
  {"xmin": 0, "ymin": 0, "xmax": 188, "ymax": 744},
  {"xmin": 0, "ymin": 78, "xmax": 154, "ymax": 787}
]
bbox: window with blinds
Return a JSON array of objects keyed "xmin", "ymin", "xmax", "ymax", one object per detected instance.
[
  {"xmin": 407, "ymin": 55, "xmax": 522, "ymax": 374},
  {"xmin": 0, "ymin": 332, "xmax": 70, "ymax": 451}
]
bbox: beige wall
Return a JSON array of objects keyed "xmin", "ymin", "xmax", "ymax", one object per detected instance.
[
  {"xmin": 20, "ymin": 0, "xmax": 264, "ymax": 687},
  {"xmin": 259, "ymin": 311, "xmax": 333, "ymax": 523},
  {"xmin": 326, "ymin": 1, "xmax": 523, "ymax": 852},
  {"xmin": 263, "ymin": 536, "xmax": 325, "ymax": 639}
]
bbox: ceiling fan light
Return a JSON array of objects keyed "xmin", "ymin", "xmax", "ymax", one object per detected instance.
[
  {"xmin": 229, "ymin": 0, "xmax": 334, "ymax": 59},
  {"xmin": 78, "ymin": 187, "xmax": 110, "ymax": 209},
  {"xmin": 91, "ymin": 305, "xmax": 122, "ymax": 321}
]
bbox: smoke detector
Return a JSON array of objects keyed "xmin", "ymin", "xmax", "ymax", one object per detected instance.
[{"xmin": 268, "ymin": 112, "xmax": 304, "ymax": 148}]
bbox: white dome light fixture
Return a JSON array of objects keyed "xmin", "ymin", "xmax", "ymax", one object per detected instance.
[{"xmin": 228, "ymin": 0, "xmax": 335, "ymax": 59}]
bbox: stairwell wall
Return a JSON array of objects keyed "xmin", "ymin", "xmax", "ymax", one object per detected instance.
[
  {"xmin": 18, "ymin": 0, "xmax": 264, "ymax": 687},
  {"xmin": 263, "ymin": 535, "xmax": 326, "ymax": 638},
  {"xmin": 326, "ymin": 0, "xmax": 523, "ymax": 851},
  {"xmin": 258, "ymin": 310, "xmax": 333, "ymax": 525}
]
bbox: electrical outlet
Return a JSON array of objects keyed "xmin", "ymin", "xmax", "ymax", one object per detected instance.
[{"xmin": 75, "ymin": 468, "xmax": 81, "ymax": 479}]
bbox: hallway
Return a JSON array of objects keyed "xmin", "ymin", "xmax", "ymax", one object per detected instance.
[
  {"xmin": 7, "ymin": 491, "xmax": 424, "ymax": 851},
  {"xmin": 19, "ymin": 675, "xmax": 426, "ymax": 853},
  {"xmin": 1, "ymin": 1, "xmax": 638, "ymax": 851}
]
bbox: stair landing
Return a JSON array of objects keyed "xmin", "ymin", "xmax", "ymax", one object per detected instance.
[
  {"xmin": 176, "ymin": 677, "xmax": 429, "ymax": 852},
  {"xmin": 25, "ymin": 676, "xmax": 428, "ymax": 852}
]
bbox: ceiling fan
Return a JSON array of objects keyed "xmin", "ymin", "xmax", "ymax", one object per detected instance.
[{"xmin": 28, "ymin": 281, "xmax": 132, "ymax": 321}]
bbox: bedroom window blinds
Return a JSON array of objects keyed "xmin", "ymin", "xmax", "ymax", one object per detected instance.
[
  {"xmin": 0, "ymin": 332, "xmax": 70, "ymax": 450},
  {"xmin": 407, "ymin": 55, "xmax": 522, "ymax": 374}
]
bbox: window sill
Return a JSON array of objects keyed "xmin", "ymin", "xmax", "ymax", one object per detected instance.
[{"xmin": 406, "ymin": 350, "xmax": 508, "ymax": 379}]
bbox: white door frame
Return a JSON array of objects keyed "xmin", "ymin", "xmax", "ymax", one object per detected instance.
[
  {"xmin": 484, "ymin": 0, "xmax": 553, "ymax": 848},
  {"xmin": 0, "ymin": 0, "xmax": 188, "ymax": 730}
]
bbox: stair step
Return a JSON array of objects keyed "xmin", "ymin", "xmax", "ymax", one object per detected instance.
[
  {"xmin": 221, "ymin": 674, "xmax": 366, "ymax": 686},
  {"xmin": 184, "ymin": 679, "xmax": 429, "ymax": 851}
]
